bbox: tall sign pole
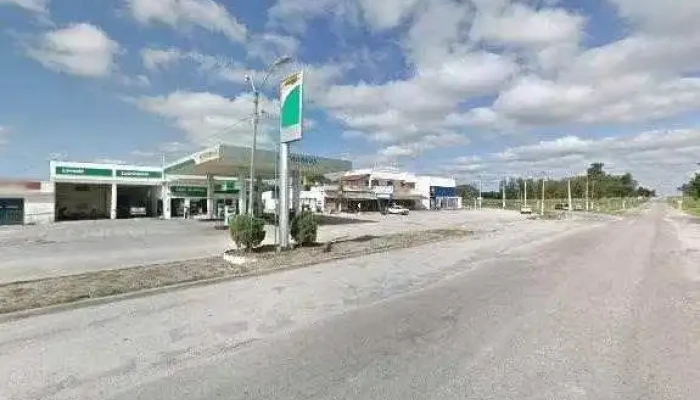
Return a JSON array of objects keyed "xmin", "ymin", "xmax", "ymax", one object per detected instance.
[{"xmin": 279, "ymin": 71, "xmax": 304, "ymax": 249}]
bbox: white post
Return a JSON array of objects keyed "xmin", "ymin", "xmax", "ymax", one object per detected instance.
[
  {"xmin": 524, "ymin": 180, "xmax": 528, "ymax": 207},
  {"xmin": 541, "ymin": 178, "xmax": 545, "ymax": 215},
  {"xmin": 238, "ymin": 174, "xmax": 247, "ymax": 215},
  {"xmin": 206, "ymin": 174, "xmax": 215, "ymax": 219},
  {"xmin": 502, "ymin": 179, "xmax": 506, "ymax": 209},
  {"xmin": 184, "ymin": 198, "xmax": 191, "ymax": 219},
  {"xmin": 162, "ymin": 183, "xmax": 171, "ymax": 219},
  {"xmin": 478, "ymin": 179, "xmax": 483, "ymax": 209},
  {"xmin": 279, "ymin": 143, "xmax": 290, "ymax": 248},
  {"xmin": 567, "ymin": 178, "xmax": 573, "ymax": 212},
  {"xmin": 110, "ymin": 183, "xmax": 117, "ymax": 220}
]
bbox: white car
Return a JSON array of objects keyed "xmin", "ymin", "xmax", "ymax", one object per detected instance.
[
  {"xmin": 387, "ymin": 205, "xmax": 409, "ymax": 215},
  {"xmin": 520, "ymin": 205, "xmax": 533, "ymax": 214}
]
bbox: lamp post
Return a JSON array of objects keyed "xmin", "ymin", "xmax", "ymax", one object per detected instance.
[{"xmin": 245, "ymin": 56, "xmax": 292, "ymax": 215}]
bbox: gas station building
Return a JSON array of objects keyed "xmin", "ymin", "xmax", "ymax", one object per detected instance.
[{"xmin": 47, "ymin": 144, "xmax": 351, "ymax": 222}]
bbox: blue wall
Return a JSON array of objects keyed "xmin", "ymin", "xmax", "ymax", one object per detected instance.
[{"xmin": 430, "ymin": 186, "xmax": 456, "ymax": 198}]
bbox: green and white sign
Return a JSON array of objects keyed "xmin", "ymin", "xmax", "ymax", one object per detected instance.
[
  {"xmin": 214, "ymin": 181, "xmax": 238, "ymax": 194},
  {"xmin": 280, "ymin": 71, "xmax": 304, "ymax": 143},
  {"xmin": 116, "ymin": 169, "xmax": 162, "ymax": 178},
  {"xmin": 56, "ymin": 166, "xmax": 112, "ymax": 177},
  {"xmin": 171, "ymin": 186, "xmax": 208, "ymax": 197}
]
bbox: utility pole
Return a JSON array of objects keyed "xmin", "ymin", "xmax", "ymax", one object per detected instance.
[
  {"xmin": 245, "ymin": 56, "xmax": 292, "ymax": 217},
  {"xmin": 524, "ymin": 179, "xmax": 528, "ymax": 207},
  {"xmin": 585, "ymin": 175, "xmax": 589, "ymax": 211},
  {"xmin": 541, "ymin": 177, "xmax": 545, "ymax": 215},
  {"xmin": 567, "ymin": 178, "xmax": 573, "ymax": 212},
  {"xmin": 248, "ymin": 91, "xmax": 260, "ymax": 215}
]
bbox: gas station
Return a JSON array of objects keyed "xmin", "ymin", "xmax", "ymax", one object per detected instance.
[{"xmin": 162, "ymin": 144, "xmax": 351, "ymax": 220}]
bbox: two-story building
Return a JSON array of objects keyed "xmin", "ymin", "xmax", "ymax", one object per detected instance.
[{"xmin": 305, "ymin": 168, "xmax": 461, "ymax": 213}]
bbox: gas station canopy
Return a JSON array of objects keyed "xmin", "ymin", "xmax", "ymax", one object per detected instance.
[{"xmin": 164, "ymin": 144, "xmax": 352, "ymax": 178}]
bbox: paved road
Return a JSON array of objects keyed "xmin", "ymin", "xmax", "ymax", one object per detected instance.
[
  {"xmin": 2, "ymin": 204, "xmax": 699, "ymax": 399},
  {"xmin": 115, "ymin": 204, "xmax": 700, "ymax": 399}
]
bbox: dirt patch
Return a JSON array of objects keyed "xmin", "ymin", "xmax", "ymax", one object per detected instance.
[{"xmin": 0, "ymin": 228, "xmax": 471, "ymax": 314}]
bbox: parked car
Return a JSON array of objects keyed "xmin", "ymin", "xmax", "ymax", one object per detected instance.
[
  {"xmin": 520, "ymin": 205, "xmax": 533, "ymax": 214},
  {"xmin": 129, "ymin": 206, "xmax": 147, "ymax": 217},
  {"xmin": 387, "ymin": 205, "xmax": 409, "ymax": 215}
]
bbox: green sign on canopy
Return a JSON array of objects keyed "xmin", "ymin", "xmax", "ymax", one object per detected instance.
[{"xmin": 56, "ymin": 166, "xmax": 112, "ymax": 177}]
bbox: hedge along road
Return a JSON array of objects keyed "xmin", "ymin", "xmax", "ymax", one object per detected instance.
[{"xmin": 0, "ymin": 209, "xmax": 527, "ymax": 284}]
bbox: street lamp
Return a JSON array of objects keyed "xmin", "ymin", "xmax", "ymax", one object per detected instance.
[{"xmin": 245, "ymin": 55, "xmax": 293, "ymax": 216}]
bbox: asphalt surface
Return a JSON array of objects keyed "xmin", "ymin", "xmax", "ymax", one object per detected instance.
[{"xmin": 3, "ymin": 204, "xmax": 699, "ymax": 399}]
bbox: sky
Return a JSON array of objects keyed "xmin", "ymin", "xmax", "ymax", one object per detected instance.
[{"xmin": 1, "ymin": 0, "xmax": 700, "ymax": 194}]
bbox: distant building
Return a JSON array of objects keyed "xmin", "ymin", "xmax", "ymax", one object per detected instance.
[
  {"xmin": 0, "ymin": 179, "xmax": 55, "ymax": 225},
  {"xmin": 293, "ymin": 168, "xmax": 461, "ymax": 213}
]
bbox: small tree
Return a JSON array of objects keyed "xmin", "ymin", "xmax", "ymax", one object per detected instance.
[
  {"xmin": 229, "ymin": 215, "xmax": 266, "ymax": 251},
  {"xmin": 688, "ymin": 173, "xmax": 700, "ymax": 200},
  {"xmin": 291, "ymin": 210, "xmax": 318, "ymax": 246}
]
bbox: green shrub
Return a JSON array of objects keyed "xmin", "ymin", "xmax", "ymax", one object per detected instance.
[
  {"xmin": 291, "ymin": 211, "xmax": 318, "ymax": 246},
  {"xmin": 229, "ymin": 215, "xmax": 266, "ymax": 251}
]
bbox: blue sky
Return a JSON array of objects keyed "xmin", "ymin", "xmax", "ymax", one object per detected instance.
[{"xmin": 1, "ymin": 0, "xmax": 700, "ymax": 193}]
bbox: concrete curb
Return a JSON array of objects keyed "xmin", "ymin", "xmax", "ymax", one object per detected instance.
[{"xmin": 0, "ymin": 232, "xmax": 472, "ymax": 324}]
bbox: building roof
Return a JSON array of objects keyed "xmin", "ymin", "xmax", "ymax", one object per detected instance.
[
  {"xmin": 164, "ymin": 144, "xmax": 352, "ymax": 178},
  {"xmin": 341, "ymin": 168, "xmax": 417, "ymax": 183}
]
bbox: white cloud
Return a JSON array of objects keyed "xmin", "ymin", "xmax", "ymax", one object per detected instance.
[
  {"xmin": 566, "ymin": 32, "xmax": 700, "ymax": 81},
  {"xmin": 608, "ymin": 0, "xmax": 700, "ymax": 35},
  {"xmin": 487, "ymin": 74, "xmax": 700, "ymax": 125},
  {"xmin": 130, "ymin": 149, "xmax": 156, "ymax": 158},
  {"xmin": 445, "ymin": 108, "xmax": 512, "ymax": 130},
  {"xmin": 126, "ymin": 0, "xmax": 247, "ymax": 42},
  {"xmin": 470, "ymin": 3, "xmax": 584, "ymax": 47},
  {"xmin": 132, "ymin": 91, "xmax": 278, "ymax": 148},
  {"xmin": 267, "ymin": 0, "xmax": 358, "ymax": 33},
  {"xmin": 0, "ymin": 126, "xmax": 8, "ymax": 146},
  {"xmin": 357, "ymin": 0, "xmax": 421, "ymax": 30},
  {"xmin": 380, "ymin": 132, "xmax": 467, "ymax": 159},
  {"xmin": 93, "ymin": 158, "xmax": 128, "ymax": 165},
  {"xmin": 140, "ymin": 47, "xmax": 257, "ymax": 84},
  {"xmin": 0, "ymin": 0, "xmax": 48, "ymax": 13},
  {"xmin": 321, "ymin": 51, "xmax": 517, "ymax": 143},
  {"xmin": 141, "ymin": 48, "xmax": 181, "ymax": 71},
  {"xmin": 47, "ymin": 151, "xmax": 68, "ymax": 161},
  {"xmin": 247, "ymin": 33, "xmax": 300, "ymax": 63},
  {"xmin": 402, "ymin": 0, "xmax": 472, "ymax": 68},
  {"xmin": 119, "ymin": 74, "xmax": 150, "ymax": 87},
  {"xmin": 445, "ymin": 128, "xmax": 700, "ymax": 192},
  {"xmin": 26, "ymin": 23, "xmax": 120, "ymax": 78}
]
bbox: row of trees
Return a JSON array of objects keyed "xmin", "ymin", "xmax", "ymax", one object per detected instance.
[
  {"xmin": 457, "ymin": 163, "xmax": 656, "ymax": 200},
  {"xmin": 679, "ymin": 173, "xmax": 700, "ymax": 199}
]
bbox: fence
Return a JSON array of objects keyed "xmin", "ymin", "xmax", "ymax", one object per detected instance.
[
  {"xmin": 463, "ymin": 197, "xmax": 648, "ymax": 214},
  {"xmin": 668, "ymin": 196, "xmax": 700, "ymax": 216}
]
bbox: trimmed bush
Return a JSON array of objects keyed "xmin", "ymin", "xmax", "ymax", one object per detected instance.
[
  {"xmin": 291, "ymin": 210, "xmax": 318, "ymax": 246},
  {"xmin": 229, "ymin": 215, "xmax": 266, "ymax": 251}
]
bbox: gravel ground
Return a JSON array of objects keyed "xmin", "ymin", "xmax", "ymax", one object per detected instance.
[
  {"xmin": 0, "ymin": 209, "xmax": 526, "ymax": 283},
  {"xmin": 0, "ymin": 229, "xmax": 472, "ymax": 314}
]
